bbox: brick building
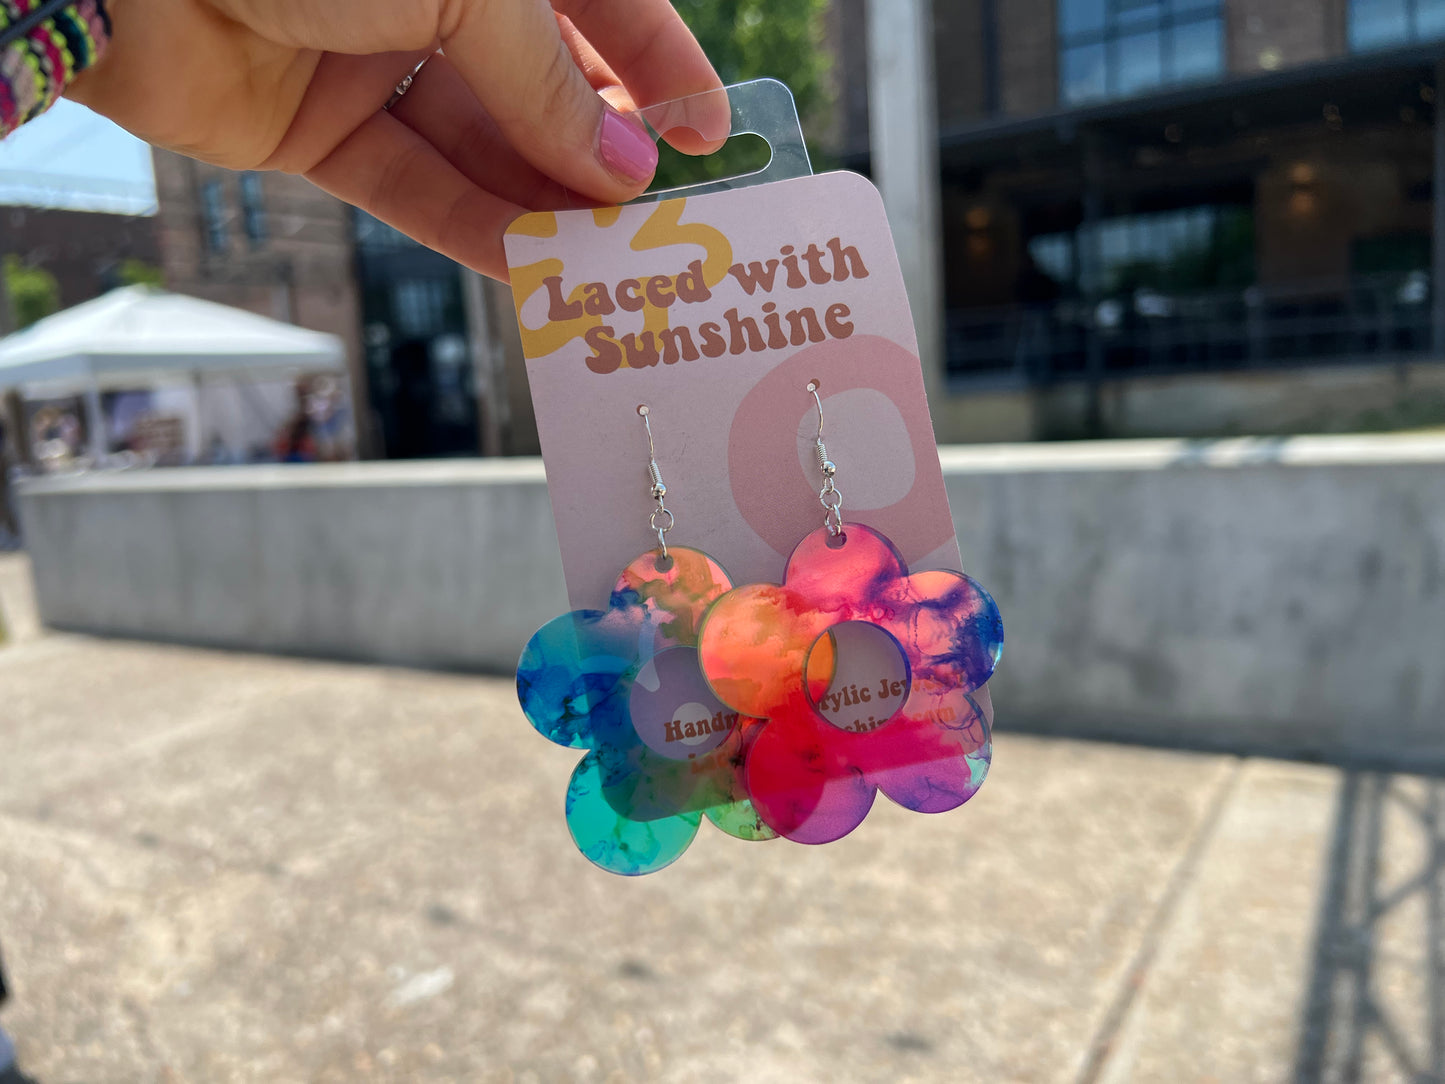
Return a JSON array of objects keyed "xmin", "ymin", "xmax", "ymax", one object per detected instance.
[
  {"xmin": 835, "ymin": 0, "xmax": 1445, "ymax": 440},
  {"xmin": 150, "ymin": 151, "xmax": 362, "ymax": 358},
  {"xmin": 3, "ymin": 141, "xmax": 530, "ymax": 461},
  {"xmin": 0, "ymin": 204, "xmax": 160, "ymax": 316},
  {"xmin": 146, "ymin": 150, "xmax": 373, "ymax": 450},
  {"xmin": 150, "ymin": 151, "xmax": 534, "ymax": 460}
]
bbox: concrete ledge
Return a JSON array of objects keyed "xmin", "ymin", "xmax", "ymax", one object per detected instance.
[
  {"xmin": 17, "ymin": 459, "xmax": 567, "ymax": 674},
  {"xmin": 944, "ymin": 433, "xmax": 1445, "ymax": 768},
  {"xmin": 18, "ymin": 434, "xmax": 1445, "ymax": 766},
  {"xmin": 939, "ymin": 431, "xmax": 1445, "ymax": 470}
]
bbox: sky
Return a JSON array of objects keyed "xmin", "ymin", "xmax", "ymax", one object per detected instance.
[{"xmin": 0, "ymin": 99, "xmax": 157, "ymax": 215}]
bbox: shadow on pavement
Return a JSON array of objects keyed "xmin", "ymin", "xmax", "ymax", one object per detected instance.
[{"xmin": 1295, "ymin": 772, "xmax": 1445, "ymax": 1082}]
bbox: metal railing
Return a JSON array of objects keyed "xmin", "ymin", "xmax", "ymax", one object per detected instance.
[{"xmin": 947, "ymin": 272, "xmax": 1438, "ymax": 383}]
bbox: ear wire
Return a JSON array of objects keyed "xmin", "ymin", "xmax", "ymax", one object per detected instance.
[
  {"xmin": 637, "ymin": 405, "xmax": 674, "ymax": 560},
  {"xmin": 807, "ymin": 381, "xmax": 843, "ymax": 536}
]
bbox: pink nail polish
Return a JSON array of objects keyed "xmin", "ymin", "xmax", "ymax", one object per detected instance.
[{"xmin": 598, "ymin": 111, "xmax": 658, "ymax": 184}]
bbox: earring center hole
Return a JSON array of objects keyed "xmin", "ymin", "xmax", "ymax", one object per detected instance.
[{"xmin": 804, "ymin": 621, "xmax": 910, "ymax": 734}]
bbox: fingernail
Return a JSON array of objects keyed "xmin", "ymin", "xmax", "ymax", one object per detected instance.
[{"xmin": 598, "ymin": 111, "xmax": 658, "ymax": 184}]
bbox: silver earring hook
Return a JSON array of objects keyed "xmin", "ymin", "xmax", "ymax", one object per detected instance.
[
  {"xmin": 639, "ymin": 403, "xmax": 658, "ymax": 462},
  {"xmin": 807, "ymin": 381, "xmax": 843, "ymax": 536},
  {"xmin": 637, "ymin": 405, "xmax": 674, "ymax": 560},
  {"xmin": 806, "ymin": 379, "xmax": 836, "ymax": 480}
]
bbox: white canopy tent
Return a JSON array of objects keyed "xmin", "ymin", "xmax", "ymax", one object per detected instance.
[{"xmin": 0, "ymin": 285, "xmax": 346, "ymax": 462}]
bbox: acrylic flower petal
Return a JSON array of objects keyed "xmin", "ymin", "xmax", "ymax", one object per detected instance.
[
  {"xmin": 516, "ymin": 607, "xmax": 644, "ymax": 749},
  {"xmin": 696, "ymin": 584, "xmax": 837, "ymax": 719},
  {"xmin": 878, "ymin": 570, "xmax": 1003, "ymax": 694},
  {"xmin": 611, "ymin": 548, "xmax": 735, "ymax": 644},
  {"xmin": 566, "ymin": 749, "xmax": 702, "ymax": 876},
  {"xmin": 781, "ymin": 521, "xmax": 910, "ymax": 609},
  {"xmin": 864, "ymin": 698, "xmax": 991, "ymax": 814},
  {"xmin": 705, "ymin": 797, "xmax": 777, "ymax": 841},
  {"xmin": 744, "ymin": 705, "xmax": 879, "ymax": 844}
]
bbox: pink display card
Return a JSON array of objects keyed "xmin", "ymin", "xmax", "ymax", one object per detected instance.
[{"xmin": 505, "ymin": 171, "xmax": 960, "ymax": 608}]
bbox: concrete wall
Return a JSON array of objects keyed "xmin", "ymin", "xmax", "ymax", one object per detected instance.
[
  {"xmin": 16, "ymin": 462, "xmax": 567, "ymax": 675},
  {"xmin": 944, "ymin": 435, "xmax": 1445, "ymax": 766},
  {"xmin": 16, "ymin": 434, "xmax": 1445, "ymax": 768}
]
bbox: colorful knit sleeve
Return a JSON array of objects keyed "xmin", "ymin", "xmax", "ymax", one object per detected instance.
[{"xmin": 1, "ymin": 0, "xmax": 110, "ymax": 139}]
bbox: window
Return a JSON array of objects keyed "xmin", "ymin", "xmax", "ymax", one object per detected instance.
[
  {"xmin": 392, "ymin": 278, "xmax": 450, "ymax": 337},
  {"xmin": 200, "ymin": 179, "xmax": 229, "ymax": 253},
  {"xmin": 1349, "ymin": 0, "xmax": 1445, "ymax": 50},
  {"xmin": 239, "ymin": 172, "xmax": 267, "ymax": 246},
  {"xmin": 1059, "ymin": 0, "xmax": 1225, "ymax": 105},
  {"xmin": 1028, "ymin": 205, "xmax": 1254, "ymax": 296}
]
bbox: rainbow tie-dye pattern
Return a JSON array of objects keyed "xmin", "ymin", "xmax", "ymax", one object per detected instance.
[
  {"xmin": 518, "ymin": 526, "xmax": 1002, "ymax": 871},
  {"xmin": 515, "ymin": 547, "xmax": 778, "ymax": 875},
  {"xmin": 697, "ymin": 524, "xmax": 1003, "ymax": 845}
]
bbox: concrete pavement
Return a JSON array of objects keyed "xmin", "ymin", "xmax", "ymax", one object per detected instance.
[{"xmin": 0, "ymin": 554, "xmax": 1441, "ymax": 1083}]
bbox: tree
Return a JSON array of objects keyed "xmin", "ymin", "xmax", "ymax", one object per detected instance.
[
  {"xmin": 116, "ymin": 259, "xmax": 165, "ymax": 288},
  {"xmin": 652, "ymin": 0, "xmax": 833, "ymax": 190},
  {"xmin": 2, "ymin": 256, "xmax": 60, "ymax": 330}
]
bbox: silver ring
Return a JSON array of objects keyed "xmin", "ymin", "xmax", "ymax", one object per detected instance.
[{"xmin": 384, "ymin": 57, "xmax": 430, "ymax": 111}]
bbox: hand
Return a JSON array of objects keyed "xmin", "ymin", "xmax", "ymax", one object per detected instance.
[{"xmin": 67, "ymin": 0, "xmax": 728, "ymax": 280}]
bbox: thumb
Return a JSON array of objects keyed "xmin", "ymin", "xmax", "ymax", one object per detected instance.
[{"xmin": 441, "ymin": 0, "xmax": 658, "ymax": 204}]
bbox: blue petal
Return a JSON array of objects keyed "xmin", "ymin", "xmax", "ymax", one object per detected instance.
[{"xmin": 517, "ymin": 608, "xmax": 640, "ymax": 749}]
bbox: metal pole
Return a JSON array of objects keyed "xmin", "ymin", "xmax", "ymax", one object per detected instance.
[
  {"xmin": 981, "ymin": 0, "xmax": 1000, "ymax": 116},
  {"xmin": 461, "ymin": 267, "xmax": 505, "ymax": 457},
  {"xmin": 1, "ymin": 391, "xmax": 32, "ymax": 468},
  {"xmin": 867, "ymin": 0, "xmax": 946, "ymax": 404},
  {"xmin": 192, "ymin": 372, "xmax": 206, "ymax": 464},
  {"xmin": 1081, "ymin": 134, "xmax": 1107, "ymax": 437},
  {"xmin": 1433, "ymin": 58, "xmax": 1445, "ymax": 355},
  {"xmin": 83, "ymin": 378, "xmax": 105, "ymax": 463}
]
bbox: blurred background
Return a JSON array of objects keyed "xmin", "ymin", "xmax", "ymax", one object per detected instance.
[
  {"xmin": 1, "ymin": 2, "xmax": 1444, "ymax": 1083},
  {"xmin": 7, "ymin": 0, "xmax": 1445, "ymax": 471}
]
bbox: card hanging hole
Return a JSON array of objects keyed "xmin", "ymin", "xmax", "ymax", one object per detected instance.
[
  {"xmin": 625, "ymin": 78, "xmax": 813, "ymax": 205},
  {"xmin": 647, "ymin": 132, "xmax": 772, "ymax": 196}
]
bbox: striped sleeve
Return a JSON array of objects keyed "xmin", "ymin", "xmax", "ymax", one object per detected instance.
[{"xmin": 1, "ymin": 0, "xmax": 110, "ymax": 138}]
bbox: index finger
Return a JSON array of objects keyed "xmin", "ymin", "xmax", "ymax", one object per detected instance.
[{"xmin": 555, "ymin": 0, "xmax": 730, "ymax": 156}]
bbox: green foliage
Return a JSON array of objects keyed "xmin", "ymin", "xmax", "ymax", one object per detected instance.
[
  {"xmin": 116, "ymin": 259, "xmax": 165, "ymax": 288},
  {"xmin": 652, "ymin": 0, "xmax": 833, "ymax": 190},
  {"xmin": 2, "ymin": 255, "xmax": 60, "ymax": 330},
  {"xmin": 675, "ymin": 0, "xmax": 830, "ymax": 121}
]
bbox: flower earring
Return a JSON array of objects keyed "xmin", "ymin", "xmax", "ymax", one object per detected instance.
[
  {"xmin": 697, "ymin": 381, "xmax": 1005, "ymax": 845},
  {"xmin": 516, "ymin": 405, "xmax": 778, "ymax": 875}
]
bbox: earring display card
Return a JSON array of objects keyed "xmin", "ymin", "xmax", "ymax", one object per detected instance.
[{"xmin": 504, "ymin": 170, "xmax": 962, "ymax": 609}]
